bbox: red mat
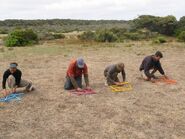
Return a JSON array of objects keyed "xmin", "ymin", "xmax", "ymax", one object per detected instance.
[{"xmin": 70, "ymin": 89, "xmax": 96, "ymax": 96}]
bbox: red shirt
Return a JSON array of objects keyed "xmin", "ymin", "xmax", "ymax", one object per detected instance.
[{"xmin": 67, "ymin": 60, "xmax": 88, "ymax": 77}]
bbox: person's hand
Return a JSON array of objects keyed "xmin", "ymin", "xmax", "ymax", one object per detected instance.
[
  {"xmin": 151, "ymin": 78, "xmax": 156, "ymax": 83},
  {"xmin": 115, "ymin": 82, "xmax": 122, "ymax": 86},
  {"xmin": 86, "ymin": 86, "xmax": 91, "ymax": 90},
  {"xmin": 163, "ymin": 75, "xmax": 168, "ymax": 79},
  {"xmin": 2, "ymin": 89, "xmax": 7, "ymax": 96},
  {"xmin": 77, "ymin": 88, "xmax": 83, "ymax": 91},
  {"xmin": 12, "ymin": 88, "xmax": 16, "ymax": 93}
]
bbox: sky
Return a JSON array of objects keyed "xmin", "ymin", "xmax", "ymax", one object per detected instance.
[{"xmin": 0, "ymin": 0, "xmax": 184, "ymax": 20}]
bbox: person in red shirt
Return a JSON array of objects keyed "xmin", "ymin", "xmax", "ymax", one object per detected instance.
[{"xmin": 64, "ymin": 58, "xmax": 90, "ymax": 91}]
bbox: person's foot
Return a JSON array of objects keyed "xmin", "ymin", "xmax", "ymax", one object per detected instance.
[
  {"xmin": 29, "ymin": 85, "xmax": 35, "ymax": 91},
  {"xmin": 104, "ymin": 81, "xmax": 108, "ymax": 86},
  {"xmin": 26, "ymin": 83, "xmax": 34, "ymax": 92}
]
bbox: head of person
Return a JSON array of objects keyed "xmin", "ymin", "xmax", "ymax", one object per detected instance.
[
  {"xmin": 116, "ymin": 63, "xmax": 124, "ymax": 72},
  {"xmin": 9, "ymin": 62, "xmax": 18, "ymax": 73},
  {"xmin": 154, "ymin": 51, "xmax": 163, "ymax": 61},
  {"xmin": 76, "ymin": 58, "xmax": 85, "ymax": 69}
]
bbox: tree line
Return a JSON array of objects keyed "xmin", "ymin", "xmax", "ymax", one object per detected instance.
[{"xmin": 1, "ymin": 15, "xmax": 185, "ymax": 47}]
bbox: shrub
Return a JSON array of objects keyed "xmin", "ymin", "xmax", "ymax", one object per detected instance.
[
  {"xmin": 78, "ymin": 31, "xmax": 96, "ymax": 41},
  {"xmin": 178, "ymin": 31, "xmax": 185, "ymax": 42},
  {"xmin": 96, "ymin": 30, "xmax": 118, "ymax": 42},
  {"xmin": 5, "ymin": 29, "xmax": 38, "ymax": 47},
  {"xmin": 153, "ymin": 37, "xmax": 167, "ymax": 44},
  {"xmin": 110, "ymin": 28, "xmax": 127, "ymax": 37}
]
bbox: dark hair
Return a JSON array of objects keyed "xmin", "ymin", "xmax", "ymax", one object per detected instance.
[
  {"xmin": 155, "ymin": 51, "xmax": 163, "ymax": 58},
  {"xmin": 10, "ymin": 62, "xmax": 18, "ymax": 66}
]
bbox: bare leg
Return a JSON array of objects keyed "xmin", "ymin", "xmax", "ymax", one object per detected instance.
[
  {"xmin": 7, "ymin": 75, "xmax": 16, "ymax": 89},
  {"xmin": 151, "ymin": 69, "xmax": 158, "ymax": 79},
  {"xmin": 19, "ymin": 79, "xmax": 33, "ymax": 92},
  {"xmin": 140, "ymin": 71, "xmax": 149, "ymax": 80}
]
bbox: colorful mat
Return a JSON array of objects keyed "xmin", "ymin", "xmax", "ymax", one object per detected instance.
[
  {"xmin": 0, "ymin": 93, "xmax": 24, "ymax": 103},
  {"xmin": 110, "ymin": 82, "xmax": 133, "ymax": 92},
  {"xmin": 70, "ymin": 89, "xmax": 96, "ymax": 96},
  {"xmin": 154, "ymin": 77, "xmax": 177, "ymax": 85}
]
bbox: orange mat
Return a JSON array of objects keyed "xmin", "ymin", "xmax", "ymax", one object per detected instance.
[{"xmin": 154, "ymin": 77, "xmax": 177, "ymax": 84}]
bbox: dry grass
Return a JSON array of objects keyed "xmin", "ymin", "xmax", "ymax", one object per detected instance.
[{"xmin": 0, "ymin": 38, "xmax": 185, "ymax": 139}]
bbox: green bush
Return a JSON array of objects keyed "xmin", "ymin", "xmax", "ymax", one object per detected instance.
[
  {"xmin": 96, "ymin": 30, "xmax": 118, "ymax": 42},
  {"xmin": 178, "ymin": 31, "xmax": 185, "ymax": 42},
  {"xmin": 78, "ymin": 28, "xmax": 159, "ymax": 42},
  {"xmin": 110, "ymin": 28, "xmax": 127, "ymax": 37},
  {"xmin": 5, "ymin": 29, "xmax": 38, "ymax": 47},
  {"xmin": 78, "ymin": 31, "xmax": 96, "ymax": 41},
  {"xmin": 153, "ymin": 37, "xmax": 167, "ymax": 44}
]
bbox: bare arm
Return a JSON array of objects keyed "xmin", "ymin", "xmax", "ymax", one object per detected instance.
[
  {"xmin": 121, "ymin": 69, "xmax": 126, "ymax": 82},
  {"xmin": 84, "ymin": 74, "xmax": 89, "ymax": 87}
]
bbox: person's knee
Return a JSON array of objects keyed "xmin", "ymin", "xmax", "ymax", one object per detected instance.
[
  {"xmin": 64, "ymin": 79, "xmax": 73, "ymax": 90},
  {"xmin": 64, "ymin": 86, "xmax": 70, "ymax": 90},
  {"xmin": 7, "ymin": 75, "xmax": 16, "ymax": 88},
  {"xmin": 64, "ymin": 83, "xmax": 71, "ymax": 90},
  {"xmin": 8, "ymin": 75, "xmax": 15, "ymax": 81}
]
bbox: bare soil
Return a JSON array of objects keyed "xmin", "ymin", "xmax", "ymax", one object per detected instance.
[{"xmin": 0, "ymin": 40, "xmax": 185, "ymax": 139}]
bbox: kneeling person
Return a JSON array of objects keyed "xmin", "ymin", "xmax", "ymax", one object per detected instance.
[
  {"xmin": 2, "ymin": 63, "xmax": 34, "ymax": 97},
  {"xmin": 64, "ymin": 58, "xmax": 90, "ymax": 91},
  {"xmin": 139, "ymin": 51, "xmax": 168, "ymax": 81},
  {"xmin": 104, "ymin": 63, "xmax": 126, "ymax": 86}
]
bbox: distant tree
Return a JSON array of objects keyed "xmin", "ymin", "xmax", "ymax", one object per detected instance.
[
  {"xmin": 175, "ymin": 16, "xmax": 185, "ymax": 36},
  {"xmin": 133, "ymin": 15, "xmax": 177, "ymax": 36}
]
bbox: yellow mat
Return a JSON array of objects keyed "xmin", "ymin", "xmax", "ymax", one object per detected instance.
[{"xmin": 110, "ymin": 82, "xmax": 133, "ymax": 92}]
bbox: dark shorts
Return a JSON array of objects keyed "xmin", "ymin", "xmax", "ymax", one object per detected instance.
[
  {"xmin": 64, "ymin": 76, "xmax": 82, "ymax": 90},
  {"xmin": 104, "ymin": 71, "xmax": 119, "ymax": 86}
]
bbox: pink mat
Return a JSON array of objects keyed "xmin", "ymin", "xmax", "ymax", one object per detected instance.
[{"xmin": 70, "ymin": 89, "xmax": 96, "ymax": 96}]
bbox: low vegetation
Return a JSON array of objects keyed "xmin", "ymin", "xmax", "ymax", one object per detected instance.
[
  {"xmin": 77, "ymin": 31, "xmax": 96, "ymax": 41},
  {"xmin": 0, "ymin": 15, "xmax": 184, "ymax": 46},
  {"xmin": 153, "ymin": 37, "xmax": 167, "ymax": 44},
  {"xmin": 78, "ymin": 28, "xmax": 159, "ymax": 42},
  {"xmin": 5, "ymin": 29, "xmax": 38, "ymax": 47},
  {"xmin": 178, "ymin": 31, "xmax": 185, "ymax": 42}
]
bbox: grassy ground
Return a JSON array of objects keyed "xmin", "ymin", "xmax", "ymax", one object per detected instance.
[{"xmin": 0, "ymin": 37, "xmax": 185, "ymax": 139}]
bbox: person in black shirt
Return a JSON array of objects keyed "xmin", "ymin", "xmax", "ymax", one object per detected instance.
[
  {"xmin": 1, "ymin": 63, "xmax": 34, "ymax": 97},
  {"xmin": 139, "ymin": 51, "xmax": 168, "ymax": 82}
]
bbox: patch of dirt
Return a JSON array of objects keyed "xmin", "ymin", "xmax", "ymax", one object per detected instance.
[{"xmin": 0, "ymin": 42, "xmax": 185, "ymax": 139}]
